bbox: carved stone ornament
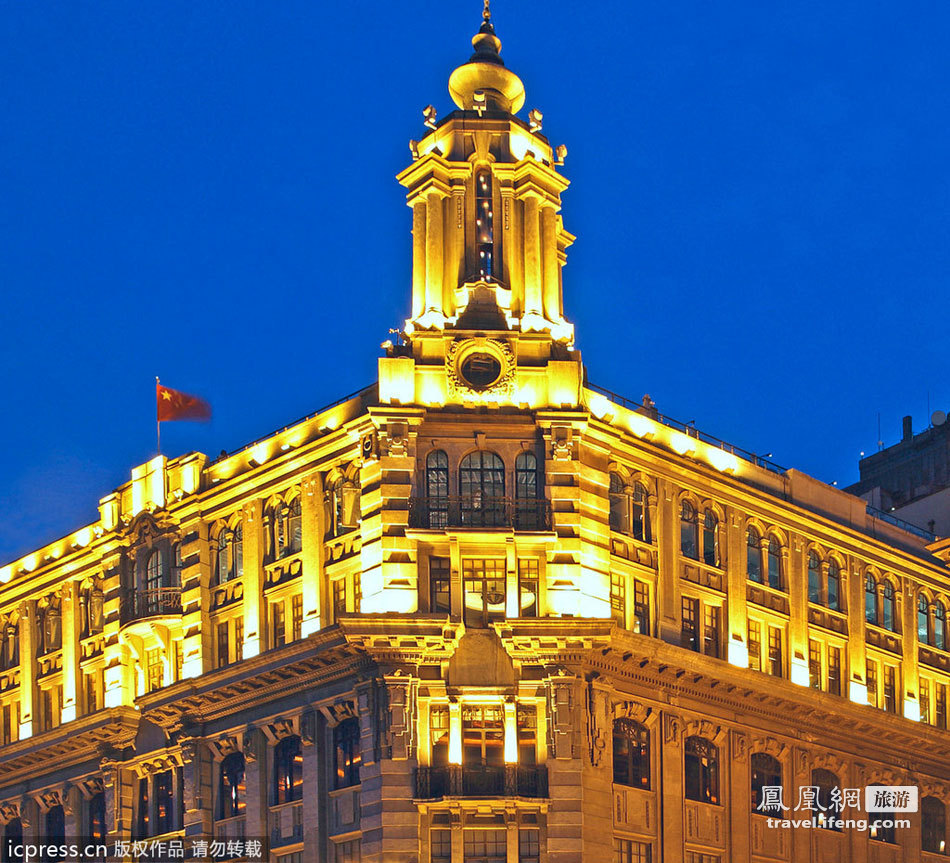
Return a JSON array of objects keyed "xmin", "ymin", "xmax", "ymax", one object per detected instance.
[
  {"xmin": 731, "ymin": 731, "xmax": 748, "ymax": 763},
  {"xmin": 664, "ymin": 713, "xmax": 681, "ymax": 745},
  {"xmin": 446, "ymin": 337, "xmax": 515, "ymax": 402}
]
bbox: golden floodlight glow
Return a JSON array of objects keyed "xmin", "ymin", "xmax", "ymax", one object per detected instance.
[
  {"xmin": 626, "ymin": 411, "xmax": 656, "ymax": 439},
  {"xmin": 73, "ymin": 526, "xmax": 93, "ymax": 548},
  {"xmin": 850, "ymin": 679, "xmax": 869, "ymax": 706},
  {"xmin": 705, "ymin": 446, "xmax": 739, "ymax": 474},
  {"xmin": 0, "ymin": 566, "xmax": 11, "ymax": 584},
  {"xmin": 587, "ymin": 393, "xmax": 614, "ymax": 421},
  {"xmin": 249, "ymin": 443, "xmax": 270, "ymax": 467},
  {"xmin": 727, "ymin": 638, "xmax": 749, "ymax": 668},
  {"xmin": 790, "ymin": 656, "xmax": 810, "ymax": 687},
  {"xmin": 903, "ymin": 697, "xmax": 921, "ymax": 722},
  {"xmin": 21, "ymin": 554, "xmax": 37, "ymax": 573},
  {"xmin": 669, "ymin": 432, "xmax": 696, "ymax": 456}
]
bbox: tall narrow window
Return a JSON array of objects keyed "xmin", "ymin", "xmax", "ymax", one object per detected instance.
[
  {"xmin": 767, "ymin": 626, "xmax": 783, "ymax": 677},
  {"xmin": 291, "ymin": 594, "xmax": 303, "ymax": 641},
  {"xmin": 517, "ymin": 705, "xmax": 537, "ymax": 766},
  {"xmin": 767, "ymin": 537, "xmax": 783, "ymax": 590},
  {"xmin": 748, "ymin": 621, "xmax": 762, "ymax": 672},
  {"xmin": 609, "ymin": 473, "xmax": 628, "ymax": 533},
  {"xmin": 632, "ymin": 482, "xmax": 650, "ymax": 542},
  {"xmin": 475, "ymin": 170, "xmax": 494, "ymax": 279},
  {"xmin": 919, "ymin": 595, "xmax": 932, "ymax": 645},
  {"xmin": 287, "ymin": 499, "xmax": 302, "ymax": 555},
  {"xmin": 518, "ymin": 559, "xmax": 539, "ymax": 617},
  {"xmin": 826, "ymin": 559, "xmax": 840, "ymax": 611},
  {"xmin": 865, "ymin": 575, "xmax": 878, "ymax": 625},
  {"xmin": 680, "ymin": 502, "xmax": 698, "ymax": 560},
  {"xmin": 702, "ymin": 510, "xmax": 719, "ymax": 567},
  {"xmin": 430, "ymin": 558, "xmax": 451, "ymax": 614},
  {"xmin": 334, "ymin": 718, "xmax": 362, "ymax": 789},
  {"xmin": 921, "ymin": 678, "xmax": 932, "ymax": 725},
  {"xmin": 936, "ymin": 602, "xmax": 947, "ymax": 650},
  {"xmin": 42, "ymin": 806, "xmax": 65, "ymax": 862},
  {"xmin": 882, "ymin": 582, "xmax": 896, "ymax": 632},
  {"xmin": 828, "ymin": 646, "xmax": 842, "ymax": 696},
  {"xmin": 272, "ymin": 603, "xmax": 286, "ymax": 649},
  {"xmin": 922, "ymin": 797, "xmax": 946, "ymax": 854},
  {"xmin": 232, "ymin": 526, "xmax": 243, "ymax": 580},
  {"xmin": 89, "ymin": 792, "xmax": 106, "ymax": 842},
  {"xmin": 612, "ymin": 719, "xmax": 650, "ymax": 789},
  {"xmin": 154, "ymin": 770, "xmax": 174, "ymax": 834},
  {"xmin": 426, "ymin": 451, "xmax": 450, "ymax": 529},
  {"xmin": 883, "ymin": 665, "xmax": 897, "ymax": 713},
  {"xmin": 430, "ymin": 706, "xmax": 450, "ymax": 767},
  {"xmin": 610, "ymin": 573, "xmax": 626, "ymax": 627},
  {"xmin": 633, "ymin": 579, "xmax": 650, "ymax": 636},
  {"xmin": 704, "ymin": 605, "xmax": 721, "ymax": 658},
  {"xmin": 462, "ymin": 559, "xmax": 507, "ymax": 627},
  {"xmin": 808, "ymin": 640, "xmax": 821, "ymax": 689},
  {"xmin": 681, "ymin": 597, "xmax": 699, "ymax": 652},
  {"xmin": 808, "ymin": 553, "xmax": 822, "ymax": 604},
  {"xmin": 460, "ymin": 451, "xmax": 505, "ymax": 527},
  {"xmin": 135, "ymin": 777, "xmax": 149, "ymax": 839},
  {"xmin": 866, "ymin": 660, "xmax": 878, "ymax": 708},
  {"xmin": 145, "ymin": 549, "xmax": 163, "ymax": 594},
  {"xmin": 218, "ymin": 752, "xmax": 246, "ymax": 820},
  {"xmin": 274, "ymin": 736, "xmax": 303, "ymax": 804},
  {"xmin": 751, "ymin": 753, "xmax": 782, "ymax": 812},
  {"xmin": 684, "ymin": 737, "xmax": 719, "ymax": 804},
  {"xmin": 746, "ymin": 527, "xmax": 762, "ymax": 583},
  {"xmin": 515, "ymin": 452, "xmax": 541, "ymax": 529},
  {"xmin": 813, "ymin": 769, "xmax": 841, "ymax": 831},
  {"xmin": 215, "ymin": 531, "xmax": 229, "ymax": 585}
]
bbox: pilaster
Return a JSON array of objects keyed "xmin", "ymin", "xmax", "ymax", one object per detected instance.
[
  {"xmin": 60, "ymin": 582, "xmax": 80, "ymax": 723},
  {"xmin": 241, "ymin": 501, "xmax": 263, "ymax": 660}
]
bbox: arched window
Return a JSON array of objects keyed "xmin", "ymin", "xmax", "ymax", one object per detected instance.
[
  {"xmin": 826, "ymin": 559, "xmax": 841, "ymax": 612},
  {"xmin": 459, "ymin": 451, "xmax": 505, "ymax": 527},
  {"xmin": 426, "ymin": 450, "xmax": 450, "ymax": 529},
  {"xmin": 936, "ymin": 602, "xmax": 947, "ymax": 651},
  {"xmin": 145, "ymin": 549, "xmax": 162, "ymax": 593},
  {"xmin": 215, "ymin": 531, "xmax": 229, "ymax": 585},
  {"xmin": 515, "ymin": 452, "xmax": 542, "ymax": 529},
  {"xmin": 680, "ymin": 502, "xmax": 698, "ymax": 560},
  {"xmin": 274, "ymin": 736, "xmax": 302, "ymax": 804},
  {"xmin": 214, "ymin": 527, "xmax": 243, "ymax": 585},
  {"xmin": 702, "ymin": 510, "xmax": 719, "ymax": 567},
  {"xmin": 475, "ymin": 170, "xmax": 494, "ymax": 279},
  {"xmin": 218, "ymin": 752, "xmax": 246, "ymax": 820},
  {"xmin": 42, "ymin": 806, "xmax": 64, "ymax": 863},
  {"xmin": 1, "ymin": 818, "xmax": 21, "ymax": 863},
  {"xmin": 612, "ymin": 719, "xmax": 650, "ymax": 790},
  {"xmin": 922, "ymin": 796, "xmax": 947, "ymax": 854},
  {"xmin": 812, "ymin": 769, "xmax": 840, "ymax": 831},
  {"xmin": 88, "ymin": 792, "xmax": 106, "ymax": 842},
  {"xmin": 272, "ymin": 499, "xmax": 302, "ymax": 560},
  {"xmin": 609, "ymin": 473, "xmax": 628, "ymax": 534},
  {"xmin": 919, "ymin": 595, "xmax": 932, "ymax": 646},
  {"xmin": 632, "ymin": 482, "xmax": 650, "ymax": 542},
  {"xmin": 334, "ymin": 718, "xmax": 362, "ymax": 789},
  {"xmin": 767, "ymin": 536, "xmax": 783, "ymax": 590},
  {"xmin": 865, "ymin": 574, "xmax": 878, "ymax": 625},
  {"xmin": 808, "ymin": 553, "xmax": 822, "ymax": 604},
  {"xmin": 684, "ymin": 737, "xmax": 719, "ymax": 805},
  {"xmin": 746, "ymin": 527, "xmax": 762, "ymax": 583},
  {"xmin": 751, "ymin": 753, "xmax": 783, "ymax": 813},
  {"xmin": 882, "ymin": 581, "xmax": 896, "ymax": 632}
]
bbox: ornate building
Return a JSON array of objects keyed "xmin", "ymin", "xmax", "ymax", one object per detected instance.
[{"xmin": 1, "ymin": 6, "xmax": 949, "ymax": 863}]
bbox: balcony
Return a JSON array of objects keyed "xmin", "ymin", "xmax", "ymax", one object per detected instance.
[
  {"xmin": 408, "ymin": 496, "xmax": 551, "ymax": 531},
  {"xmin": 120, "ymin": 587, "xmax": 182, "ymax": 625},
  {"xmin": 415, "ymin": 764, "xmax": 548, "ymax": 799}
]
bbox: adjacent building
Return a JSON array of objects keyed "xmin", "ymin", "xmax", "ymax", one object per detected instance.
[{"xmin": 1, "ymin": 7, "xmax": 948, "ymax": 863}]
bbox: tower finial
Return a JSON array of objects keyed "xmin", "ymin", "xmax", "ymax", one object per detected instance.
[{"xmin": 483, "ymin": 0, "xmax": 491, "ymax": 25}]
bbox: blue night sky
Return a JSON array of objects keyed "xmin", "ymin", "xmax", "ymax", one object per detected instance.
[{"xmin": 1, "ymin": 2, "xmax": 948, "ymax": 563}]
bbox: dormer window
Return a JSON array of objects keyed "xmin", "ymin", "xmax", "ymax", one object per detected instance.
[{"xmin": 476, "ymin": 170, "xmax": 494, "ymax": 278}]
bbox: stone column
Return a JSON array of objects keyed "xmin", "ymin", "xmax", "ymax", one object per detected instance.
[
  {"xmin": 847, "ymin": 559, "xmax": 869, "ymax": 705},
  {"xmin": 181, "ymin": 739, "xmax": 212, "ymax": 840},
  {"xmin": 60, "ymin": 583, "xmax": 80, "ymax": 723},
  {"xmin": 425, "ymin": 190, "xmax": 444, "ymax": 316},
  {"xmin": 728, "ymin": 732, "xmax": 750, "ymax": 860},
  {"xmin": 300, "ymin": 473, "xmax": 324, "ymax": 637},
  {"xmin": 301, "ymin": 712, "xmax": 320, "ymax": 862},
  {"xmin": 655, "ymin": 480, "xmax": 680, "ymax": 645},
  {"xmin": 241, "ymin": 501, "xmax": 264, "ymax": 659},
  {"xmin": 901, "ymin": 576, "xmax": 920, "ymax": 719},
  {"xmin": 541, "ymin": 204, "xmax": 560, "ymax": 322},
  {"xmin": 787, "ymin": 534, "xmax": 809, "ymax": 687},
  {"xmin": 242, "ymin": 730, "xmax": 267, "ymax": 847},
  {"xmin": 63, "ymin": 785, "xmax": 81, "ymax": 843},
  {"xmin": 18, "ymin": 601, "xmax": 35, "ymax": 739},
  {"xmin": 411, "ymin": 199, "xmax": 426, "ymax": 320},
  {"xmin": 523, "ymin": 195, "xmax": 543, "ymax": 318},
  {"xmin": 725, "ymin": 508, "xmax": 748, "ymax": 667},
  {"xmin": 659, "ymin": 713, "xmax": 684, "ymax": 863}
]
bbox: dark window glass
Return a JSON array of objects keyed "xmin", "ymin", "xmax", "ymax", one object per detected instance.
[
  {"xmin": 462, "ymin": 559, "xmax": 506, "ymax": 627},
  {"xmin": 684, "ymin": 737, "xmax": 719, "ymax": 804},
  {"xmin": 937, "ymin": 603, "xmax": 947, "ymax": 650},
  {"xmin": 919, "ymin": 595, "xmax": 931, "ymax": 645},
  {"xmin": 680, "ymin": 502, "xmax": 698, "ymax": 560},
  {"xmin": 681, "ymin": 597, "xmax": 699, "ymax": 652},
  {"xmin": 813, "ymin": 769, "xmax": 841, "ymax": 831},
  {"xmin": 827, "ymin": 560, "xmax": 840, "ymax": 611},
  {"xmin": 518, "ymin": 559, "xmax": 539, "ymax": 617},
  {"xmin": 702, "ymin": 510, "xmax": 719, "ymax": 567},
  {"xmin": 609, "ymin": 473, "xmax": 628, "ymax": 533},
  {"xmin": 751, "ymin": 753, "xmax": 782, "ymax": 812},
  {"xmin": 922, "ymin": 796, "xmax": 946, "ymax": 853},
  {"xmin": 633, "ymin": 579, "xmax": 650, "ymax": 636},
  {"xmin": 459, "ymin": 451, "xmax": 505, "ymax": 526},
  {"xmin": 430, "ymin": 558, "xmax": 451, "ymax": 614},
  {"xmin": 426, "ymin": 451, "xmax": 450, "ymax": 529},
  {"xmin": 334, "ymin": 718, "xmax": 362, "ymax": 789},
  {"xmin": 88, "ymin": 792, "xmax": 106, "ymax": 841},
  {"xmin": 41, "ymin": 807, "xmax": 64, "ymax": 863},
  {"xmin": 154, "ymin": 770, "xmax": 173, "ymax": 834},
  {"xmin": 808, "ymin": 553, "xmax": 822, "ymax": 604},
  {"xmin": 2, "ymin": 819, "xmax": 22, "ymax": 863},
  {"xmin": 746, "ymin": 528, "xmax": 762, "ymax": 583},
  {"xmin": 612, "ymin": 719, "xmax": 650, "ymax": 789},
  {"xmin": 882, "ymin": 582, "xmax": 896, "ymax": 632},
  {"xmin": 865, "ymin": 575, "xmax": 878, "ymax": 625},
  {"xmin": 767, "ymin": 537, "xmax": 783, "ymax": 590},
  {"xmin": 135, "ymin": 777, "xmax": 149, "ymax": 839},
  {"xmin": 218, "ymin": 752, "xmax": 246, "ymax": 820},
  {"xmin": 476, "ymin": 170, "xmax": 494, "ymax": 279},
  {"xmin": 274, "ymin": 736, "xmax": 303, "ymax": 804}
]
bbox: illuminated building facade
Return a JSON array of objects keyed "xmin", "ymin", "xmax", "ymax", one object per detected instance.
[{"xmin": 1, "ymin": 7, "xmax": 949, "ymax": 863}]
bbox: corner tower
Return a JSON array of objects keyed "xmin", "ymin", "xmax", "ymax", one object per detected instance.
[{"xmin": 381, "ymin": 3, "xmax": 582, "ymax": 410}]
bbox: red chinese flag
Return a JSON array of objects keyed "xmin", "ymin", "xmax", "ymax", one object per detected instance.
[{"xmin": 156, "ymin": 383, "xmax": 212, "ymax": 422}]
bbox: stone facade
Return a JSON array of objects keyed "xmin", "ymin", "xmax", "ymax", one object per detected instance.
[{"xmin": 1, "ymin": 7, "xmax": 949, "ymax": 863}]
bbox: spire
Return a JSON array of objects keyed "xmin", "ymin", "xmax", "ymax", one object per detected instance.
[{"xmin": 448, "ymin": 1, "xmax": 525, "ymax": 114}]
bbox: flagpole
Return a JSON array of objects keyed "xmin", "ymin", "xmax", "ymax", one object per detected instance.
[{"xmin": 156, "ymin": 376, "xmax": 162, "ymax": 456}]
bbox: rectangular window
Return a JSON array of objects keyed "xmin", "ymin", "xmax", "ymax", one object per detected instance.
[
  {"xmin": 272, "ymin": 603, "xmax": 286, "ymax": 648},
  {"xmin": 1, "ymin": 702, "xmax": 18, "ymax": 745},
  {"xmin": 883, "ymin": 665, "xmax": 897, "ymax": 714},
  {"xmin": 155, "ymin": 770, "xmax": 174, "ymax": 834},
  {"xmin": 461, "ymin": 705, "xmax": 504, "ymax": 767},
  {"xmin": 217, "ymin": 621, "xmax": 230, "ymax": 668},
  {"xmin": 767, "ymin": 626, "xmax": 782, "ymax": 677},
  {"xmin": 234, "ymin": 617, "xmax": 244, "ymax": 663},
  {"xmin": 430, "ymin": 829, "xmax": 451, "ymax": 863},
  {"xmin": 518, "ymin": 559, "xmax": 539, "ymax": 617},
  {"xmin": 174, "ymin": 641, "xmax": 183, "ymax": 682},
  {"xmin": 685, "ymin": 854, "xmax": 721, "ymax": 863},
  {"xmin": 146, "ymin": 649, "xmax": 163, "ymax": 693},
  {"xmin": 828, "ymin": 646, "xmax": 841, "ymax": 696},
  {"xmin": 291, "ymin": 594, "xmax": 303, "ymax": 642},
  {"xmin": 463, "ymin": 829, "xmax": 506, "ymax": 863},
  {"xmin": 682, "ymin": 597, "xmax": 699, "ymax": 652},
  {"xmin": 135, "ymin": 776, "xmax": 149, "ymax": 839},
  {"xmin": 353, "ymin": 572, "xmax": 361, "ymax": 613},
  {"xmin": 431, "ymin": 558, "xmax": 451, "ymax": 614},
  {"xmin": 920, "ymin": 678, "xmax": 931, "ymax": 725},
  {"xmin": 614, "ymin": 839, "xmax": 652, "ymax": 863},
  {"xmin": 430, "ymin": 705, "xmax": 450, "ymax": 766},
  {"xmin": 937, "ymin": 683, "xmax": 947, "ymax": 730},
  {"xmin": 704, "ymin": 605, "xmax": 720, "ymax": 658},
  {"xmin": 332, "ymin": 579, "xmax": 347, "ymax": 618},
  {"xmin": 84, "ymin": 670, "xmax": 100, "ymax": 714},
  {"xmin": 332, "ymin": 840, "xmax": 361, "ymax": 863},
  {"xmin": 866, "ymin": 660, "xmax": 878, "ymax": 709},
  {"xmin": 462, "ymin": 559, "xmax": 507, "ymax": 628},
  {"xmin": 517, "ymin": 704, "xmax": 537, "ymax": 766},
  {"xmin": 610, "ymin": 573, "xmax": 626, "ymax": 627},
  {"xmin": 633, "ymin": 580, "xmax": 650, "ymax": 635},
  {"xmin": 747, "ymin": 621, "xmax": 761, "ymax": 672},
  {"xmin": 519, "ymin": 828, "xmax": 540, "ymax": 863},
  {"xmin": 808, "ymin": 639, "xmax": 821, "ymax": 689}
]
